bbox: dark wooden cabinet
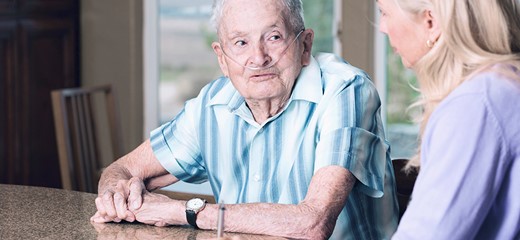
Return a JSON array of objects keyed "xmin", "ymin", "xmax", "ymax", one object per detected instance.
[{"xmin": 0, "ymin": 0, "xmax": 79, "ymax": 188}]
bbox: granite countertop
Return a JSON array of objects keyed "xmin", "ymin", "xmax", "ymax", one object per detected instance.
[{"xmin": 0, "ymin": 184, "xmax": 284, "ymax": 240}]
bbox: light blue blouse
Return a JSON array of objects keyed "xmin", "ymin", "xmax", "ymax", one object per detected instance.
[
  {"xmin": 393, "ymin": 69, "xmax": 520, "ymax": 239},
  {"xmin": 151, "ymin": 53, "xmax": 398, "ymax": 239}
]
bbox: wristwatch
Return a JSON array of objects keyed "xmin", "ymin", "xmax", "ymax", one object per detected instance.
[{"xmin": 185, "ymin": 198, "xmax": 207, "ymax": 229}]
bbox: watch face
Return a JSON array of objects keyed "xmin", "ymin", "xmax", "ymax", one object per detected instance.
[{"xmin": 187, "ymin": 198, "xmax": 205, "ymax": 210}]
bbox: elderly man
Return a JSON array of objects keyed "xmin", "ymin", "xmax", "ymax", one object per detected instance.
[{"xmin": 91, "ymin": 0, "xmax": 398, "ymax": 239}]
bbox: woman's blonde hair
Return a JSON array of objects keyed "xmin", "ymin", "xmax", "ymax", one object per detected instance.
[{"xmin": 396, "ymin": 0, "xmax": 520, "ymax": 168}]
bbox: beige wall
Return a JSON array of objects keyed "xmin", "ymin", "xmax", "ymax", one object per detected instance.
[
  {"xmin": 341, "ymin": 0, "xmax": 376, "ymax": 80},
  {"xmin": 81, "ymin": 0, "xmax": 144, "ymax": 154}
]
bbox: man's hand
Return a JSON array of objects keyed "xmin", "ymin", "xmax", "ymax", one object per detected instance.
[
  {"xmin": 90, "ymin": 139, "xmax": 177, "ymax": 224},
  {"xmin": 132, "ymin": 191, "xmax": 186, "ymax": 227},
  {"xmin": 91, "ymin": 177, "xmax": 146, "ymax": 223}
]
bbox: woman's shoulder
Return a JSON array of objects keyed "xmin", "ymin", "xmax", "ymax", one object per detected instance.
[
  {"xmin": 457, "ymin": 70, "xmax": 520, "ymax": 107},
  {"xmin": 441, "ymin": 70, "xmax": 519, "ymax": 106},
  {"xmin": 432, "ymin": 70, "xmax": 520, "ymax": 153}
]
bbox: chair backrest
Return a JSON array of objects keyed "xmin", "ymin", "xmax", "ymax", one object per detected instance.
[
  {"xmin": 51, "ymin": 85, "xmax": 122, "ymax": 193},
  {"xmin": 392, "ymin": 158, "xmax": 419, "ymax": 220}
]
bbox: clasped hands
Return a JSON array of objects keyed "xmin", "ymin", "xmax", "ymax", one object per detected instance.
[{"xmin": 90, "ymin": 177, "xmax": 180, "ymax": 227}]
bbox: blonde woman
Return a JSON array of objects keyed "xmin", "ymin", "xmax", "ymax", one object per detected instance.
[{"xmin": 377, "ymin": 0, "xmax": 520, "ymax": 239}]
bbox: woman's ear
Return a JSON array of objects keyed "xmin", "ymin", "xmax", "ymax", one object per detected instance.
[
  {"xmin": 425, "ymin": 10, "xmax": 441, "ymax": 43},
  {"xmin": 212, "ymin": 42, "xmax": 229, "ymax": 77},
  {"xmin": 301, "ymin": 29, "xmax": 314, "ymax": 66}
]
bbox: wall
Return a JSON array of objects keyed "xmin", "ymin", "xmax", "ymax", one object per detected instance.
[
  {"xmin": 342, "ymin": 0, "xmax": 386, "ymax": 123},
  {"xmin": 80, "ymin": 0, "xmax": 144, "ymax": 157},
  {"xmin": 341, "ymin": 1, "xmax": 377, "ymax": 80}
]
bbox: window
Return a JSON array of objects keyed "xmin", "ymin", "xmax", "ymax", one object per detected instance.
[
  {"xmin": 385, "ymin": 41, "xmax": 420, "ymax": 159},
  {"xmin": 158, "ymin": 0, "xmax": 218, "ymax": 123}
]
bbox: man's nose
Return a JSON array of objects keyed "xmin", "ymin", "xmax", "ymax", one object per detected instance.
[{"xmin": 247, "ymin": 42, "xmax": 272, "ymax": 69}]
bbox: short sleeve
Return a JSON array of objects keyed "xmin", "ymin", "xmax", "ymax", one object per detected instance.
[
  {"xmin": 315, "ymin": 73, "xmax": 389, "ymax": 198},
  {"xmin": 316, "ymin": 127, "xmax": 388, "ymax": 197},
  {"xmin": 150, "ymin": 101, "xmax": 208, "ymax": 184}
]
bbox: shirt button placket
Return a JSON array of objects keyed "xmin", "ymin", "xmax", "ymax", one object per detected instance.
[{"xmin": 248, "ymin": 126, "xmax": 265, "ymax": 199}]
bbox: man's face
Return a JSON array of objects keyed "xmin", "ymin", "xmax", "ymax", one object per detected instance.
[{"xmin": 212, "ymin": 0, "xmax": 313, "ymax": 102}]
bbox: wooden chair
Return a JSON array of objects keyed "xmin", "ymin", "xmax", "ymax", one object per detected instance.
[
  {"xmin": 392, "ymin": 158, "xmax": 419, "ymax": 220},
  {"xmin": 51, "ymin": 85, "xmax": 122, "ymax": 193}
]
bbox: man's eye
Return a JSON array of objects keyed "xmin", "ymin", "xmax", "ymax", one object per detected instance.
[
  {"xmin": 269, "ymin": 35, "xmax": 282, "ymax": 41},
  {"xmin": 234, "ymin": 40, "xmax": 247, "ymax": 47}
]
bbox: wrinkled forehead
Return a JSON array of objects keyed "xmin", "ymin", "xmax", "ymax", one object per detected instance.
[{"xmin": 218, "ymin": 0, "xmax": 291, "ymax": 37}]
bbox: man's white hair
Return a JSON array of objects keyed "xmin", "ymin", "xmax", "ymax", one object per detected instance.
[{"xmin": 210, "ymin": 0, "xmax": 305, "ymax": 34}]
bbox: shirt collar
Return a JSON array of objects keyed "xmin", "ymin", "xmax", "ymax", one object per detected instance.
[{"xmin": 291, "ymin": 55, "xmax": 322, "ymax": 103}]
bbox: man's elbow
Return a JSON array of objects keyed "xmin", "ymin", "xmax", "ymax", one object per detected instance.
[
  {"xmin": 296, "ymin": 205, "xmax": 337, "ymax": 240},
  {"xmin": 300, "ymin": 218, "xmax": 335, "ymax": 240}
]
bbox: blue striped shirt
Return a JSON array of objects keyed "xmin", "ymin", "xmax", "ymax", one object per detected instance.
[{"xmin": 151, "ymin": 53, "xmax": 398, "ymax": 239}]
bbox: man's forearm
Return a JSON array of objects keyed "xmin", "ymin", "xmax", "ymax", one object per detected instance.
[
  {"xmin": 196, "ymin": 201, "xmax": 336, "ymax": 239},
  {"xmin": 129, "ymin": 166, "xmax": 353, "ymax": 239},
  {"xmin": 133, "ymin": 193, "xmax": 333, "ymax": 238},
  {"xmin": 97, "ymin": 139, "xmax": 173, "ymax": 194},
  {"xmin": 191, "ymin": 166, "xmax": 354, "ymax": 239},
  {"xmin": 135, "ymin": 196, "xmax": 336, "ymax": 238}
]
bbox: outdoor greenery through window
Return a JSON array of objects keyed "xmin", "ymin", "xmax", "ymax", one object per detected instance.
[
  {"xmin": 159, "ymin": 0, "xmax": 217, "ymax": 123},
  {"xmin": 385, "ymin": 38, "xmax": 420, "ymax": 159}
]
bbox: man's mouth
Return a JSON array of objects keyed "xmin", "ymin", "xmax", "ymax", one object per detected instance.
[{"xmin": 249, "ymin": 72, "xmax": 277, "ymax": 81}]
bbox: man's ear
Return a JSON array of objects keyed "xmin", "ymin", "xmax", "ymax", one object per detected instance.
[
  {"xmin": 212, "ymin": 42, "xmax": 229, "ymax": 77},
  {"xmin": 424, "ymin": 10, "xmax": 441, "ymax": 43},
  {"xmin": 300, "ymin": 29, "xmax": 314, "ymax": 66}
]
